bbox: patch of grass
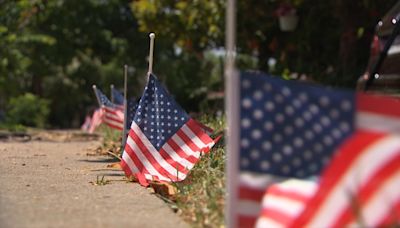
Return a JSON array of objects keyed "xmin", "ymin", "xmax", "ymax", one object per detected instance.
[
  {"xmin": 174, "ymin": 145, "xmax": 225, "ymax": 227},
  {"xmin": 0, "ymin": 123, "xmax": 27, "ymax": 132},
  {"xmin": 197, "ymin": 114, "xmax": 226, "ymax": 138},
  {"xmin": 173, "ymin": 114, "xmax": 226, "ymax": 227},
  {"xmin": 92, "ymin": 125, "xmax": 123, "ymax": 157},
  {"xmin": 90, "ymin": 175, "xmax": 111, "ymax": 186},
  {"xmin": 102, "ymin": 125, "xmax": 122, "ymax": 147}
]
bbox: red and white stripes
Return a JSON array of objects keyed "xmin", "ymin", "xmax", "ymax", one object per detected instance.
[
  {"xmin": 255, "ymin": 179, "xmax": 317, "ymax": 228},
  {"xmin": 102, "ymin": 106, "xmax": 124, "ymax": 131},
  {"xmin": 291, "ymin": 131, "xmax": 400, "ymax": 228},
  {"xmin": 236, "ymin": 172, "xmax": 279, "ymax": 228},
  {"xmin": 121, "ymin": 118, "xmax": 214, "ymax": 186},
  {"xmin": 356, "ymin": 93, "xmax": 400, "ymax": 133}
]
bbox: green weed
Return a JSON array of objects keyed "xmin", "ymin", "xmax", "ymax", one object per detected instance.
[
  {"xmin": 91, "ymin": 175, "xmax": 110, "ymax": 186},
  {"xmin": 173, "ymin": 114, "xmax": 226, "ymax": 228}
]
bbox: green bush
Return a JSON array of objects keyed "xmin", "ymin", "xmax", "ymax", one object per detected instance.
[{"xmin": 6, "ymin": 93, "xmax": 50, "ymax": 128}]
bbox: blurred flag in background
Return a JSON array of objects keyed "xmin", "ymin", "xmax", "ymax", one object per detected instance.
[
  {"xmin": 111, "ymin": 86, "xmax": 124, "ymax": 106},
  {"xmin": 126, "ymin": 97, "xmax": 138, "ymax": 129},
  {"xmin": 80, "ymin": 114, "xmax": 92, "ymax": 132},
  {"xmin": 94, "ymin": 87, "xmax": 124, "ymax": 131},
  {"xmin": 88, "ymin": 108, "xmax": 104, "ymax": 134},
  {"xmin": 231, "ymin": 71, "xmax": 400, "ymax": 228}
]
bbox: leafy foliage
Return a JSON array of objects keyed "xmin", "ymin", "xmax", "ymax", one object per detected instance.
[
  {"xmin": 6, "ymin": 93, "xmax": 50, "ymax": 128},
  {"xmin": 131, "ymin": 0, "xmax": 225, "ymax": 53},
  {"xmin": 0, "ymin": 0, "xmax": 148, "ymax": 128},
  {"xmin": 132, "ymin": 0, "xmax": 398, "ymax": 88},
  {"xmin": 1, "ymin": 0, "xmax": 398, "ymax": 129}
]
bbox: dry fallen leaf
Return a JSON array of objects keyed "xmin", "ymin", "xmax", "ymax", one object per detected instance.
[
  {"xmin": 149, "ymin": 181, "xmax": 177, "ymax": 200},
  {"xmin": 106, "ymin": 162, "xmax": 121, "ymax": 169},
  {"xmin": 126, "ymin": 175, "xmax": 138, "ymax": 183}
]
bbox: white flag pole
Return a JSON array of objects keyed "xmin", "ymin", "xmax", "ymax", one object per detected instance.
[
  {"xmin": 225, "ymin": 0, "xmax": 239, "ymax": 227},
  {"xmin": 110, "ymin": 84, "xmax": 115, "ymax": 104},
  {"xmin": 147, "ymin": 32, "xmax": 155, "ymax": 79},
  {"xmin": 122, "ymin": 65, "xmax": 128, "ymax": 150},
  {"xmin": 92, "ymin": 85, "xmax": 102, "ymax": 107}
]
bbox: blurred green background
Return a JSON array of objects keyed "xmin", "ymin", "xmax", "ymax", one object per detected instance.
[{"xmin": 0, "ymin": 0, "xmax": 396, "ymax": 128}]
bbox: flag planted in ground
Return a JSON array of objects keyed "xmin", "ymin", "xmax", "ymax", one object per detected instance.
[
  {"xmin": 94, "ymin": 87, "xmax": 124, "ymax": 131},
  {"xmin": 121, "ymin": 74, "xmax": 216, "ymax": 186},
  {"xmin": 88, "ymin": 108, "xmax": 104, "ymax": 134},
  {"xmin": 232, "ymin": 71, "xmax": 400, "ymax": 228},
  {"xmin": 81, "ymin": 114, "xmax": 92, "ymax": 132}
]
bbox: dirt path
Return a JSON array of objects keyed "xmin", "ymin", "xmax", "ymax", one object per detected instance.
[{"xmin": 0, "ymin": 136, "xmax": 188, "ymax": 228}]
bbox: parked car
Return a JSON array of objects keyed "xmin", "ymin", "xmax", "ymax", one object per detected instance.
[{"xmin": 356, "ymin": 1, "xmax": 400, "ymax": 94}]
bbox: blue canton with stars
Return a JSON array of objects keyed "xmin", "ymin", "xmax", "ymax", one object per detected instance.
[
  {"xmin": 111, "ymin": 87, "xmax": 125, "ymax": 105},
  {"xmin": 126, "ymin": 97, "xmax": 138, "ymax": 128},
  {"xmin": 240, "ymin": 71, "xmax": 355, "ymax": 178},
  {"xmin": 95, "ymin": 87, "xmax": 117, "ymax": 108},
  {"xmin": 133, "ymin": 74, "xmax": 190, "ymax": 150}
]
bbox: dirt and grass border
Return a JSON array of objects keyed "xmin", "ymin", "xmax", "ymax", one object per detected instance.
[{"xmin": 94, "ymin": 115, "xmax": 226, "ymax": 228}]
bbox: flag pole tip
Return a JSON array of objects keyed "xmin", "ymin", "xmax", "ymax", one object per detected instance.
[{"xmin": 149, "ymin": 33, "xmax": 155, "ymax": 39}]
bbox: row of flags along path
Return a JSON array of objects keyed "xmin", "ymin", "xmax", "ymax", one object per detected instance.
[{"xmin": 94, "ymin": 87, "xmax": 125, "ymax": 131}]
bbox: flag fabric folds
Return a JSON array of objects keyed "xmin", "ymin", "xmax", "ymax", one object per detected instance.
[
  {"xmin": 81, "ymin": 109, "xmax": 104, "ymax": 133},
  {"xmin": 120, "ymin": 74, "xmax": 215, "ymax": 186},
  {"xmin": 255, "ymin": 178, "xmax": 317, "ymax": 228},
  {"xmin": 234, "ymin": 71, "xmax": 400, "ymax": 228},
  {"xmin": 80, "ymin": 114, "xmax": 92, "ymax": 132},
  {"xmin": 94, "ymin": 87, "xmax": 124, "ymax": 131},
  {"xmin": 256, "ymin": 131, "xmax": 400, "ymax": 228},
  {"xmin": 290, "ymin": 130, "xmax": 400, "ymax": 228},
  {"xmin": 88, "ymin": 108, "xmax": 104, "ymax": 134}
]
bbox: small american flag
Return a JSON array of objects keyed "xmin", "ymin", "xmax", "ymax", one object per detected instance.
[
  {"xmin": 126, "ymin": 97, "xmax": 138, "ymax": 129},
  {"xmin": 111, "ymin": 86, "xmax": 125, "ymax": 106},
  {"xmin": 88, "ymin": 108, "xmax": 104, "ymax": 134},
  {"xmin": 81, "ymin": 114, "xmax": 92, "ymax": 132},
  {"xmin": 121, "ymin": 74, "xmax": 216, "ymax": 186},
  {"xmin": 94, "ymin": 87, "xmax": 124, "ymax": 131},
  {"xmin": 233, "ymin": 71, "xmax": 400, "ymax": 228}
]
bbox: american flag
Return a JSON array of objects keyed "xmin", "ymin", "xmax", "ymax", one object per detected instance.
[
  {"xmin": 94, "ymin": 87, "xmax": 124, "ymax": 131},
  {"xmin": 81, "ymin": 114, "xmax": 92, "ymax": 132},
  {"xmin": 126, "ymin": 97, "xmax": 138, "ymax": 129},
  {"xmin": 120, "ymin": 74, "xmax": 216, "ymax": 186},
  {"xmin": 88, "ymin": 108, "xmax": 104, "ymax": 134},
  {"xmin": 290, "ymin": 130, "xmax": 400, "ymax": 228},
  {"xmin": 111, "ymin": 86, "xmax": 124, "ymax": 106},
  {"xmin": 233, "ymin": 71, "xmax": 400, "ymax": 228}
]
